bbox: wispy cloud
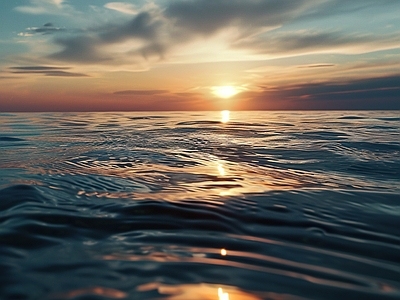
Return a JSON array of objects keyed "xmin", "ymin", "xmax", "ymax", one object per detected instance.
[
  {"xmin": 297, "ymin": 64, "xmax": 336, "ymax": 69},
  {"xmin": 297, "ymin": 0, "xmax": 399, "ymax": 20},
  {"xmin": 9, "ymin": 66, "xmax": 89, "ymax": 77},
  {"xmin": 15, "ymin": 0, "xmax": 67, "ymax": 14},
  {"xmin": 50, "ymin": 36, "xmax": 108, "ymax": 63},
  {"xmin": 104, "ymin": 2, "xmax": 138, "ymax": 15},
  {"xmin": 234, "ymin": 31, "xmax": 400, "ymax": 56},
  {"xmin": 113, "ymin": 89, "xmax": 168, "ymax": 96},
  {"xmin": 18, "ymin": 23, "xmax": 65, "ymax": 36},
  {"xmin": 49, "ymin": 10, "xmax": 167, "ymax": 64},
  {"xmin": 0, "ymin": 76, "xmax": 23, "ymax": 80}
]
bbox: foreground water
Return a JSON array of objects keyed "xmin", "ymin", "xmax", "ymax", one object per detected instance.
[{"xmin": 0, "ymin": 111, "xmax": 399, "ymax": 300}]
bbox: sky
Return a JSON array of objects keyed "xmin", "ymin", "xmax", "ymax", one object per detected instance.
[{"xmin": 0, "ymin": 0, "xmax": 399, "ymax": 111}]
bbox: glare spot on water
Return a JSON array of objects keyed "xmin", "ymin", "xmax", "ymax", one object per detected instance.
[
  {"xmin": 136, "ymin": 283, "xmax": 260, "ymax": 300},
  {"xmin": 219, "ymin": 191, "xmax": 232, "ymax": 196},
  {"xmin": 221, "ymin": 110, "xmax": 230, "ymax": 123},
  {"xmin": 221, "ymin": 248, "xmax": 227, "ymax": 256},
  {"xmin": 217, "ymin": 163, "xmax": 226, "ymax": 176}
]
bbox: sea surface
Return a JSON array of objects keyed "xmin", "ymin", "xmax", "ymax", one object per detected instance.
[{"xmin": 0, "ymin": 111, "xmax": 399, "ymax": 300}]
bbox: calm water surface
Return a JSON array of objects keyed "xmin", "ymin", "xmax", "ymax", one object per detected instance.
[{"xmin": 0, "ymin": 111, "xmax": 399, "ymax": 300}]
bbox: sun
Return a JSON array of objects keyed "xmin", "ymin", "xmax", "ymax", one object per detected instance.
[{"xmin": 212, "ymin": 86, "xmax": 239, "ymax": 98}]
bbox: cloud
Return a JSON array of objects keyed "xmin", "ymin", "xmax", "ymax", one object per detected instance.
[
  {"xmin": 104, "ymin": 2, "xmax": 138, "ymax": 15},
  {"xmin": 297, "ymin": 64, "xmax": 336, "ymax": 69},
  {"xmin": 9, "ymin": 66, "xmax": 89, "ymax": 77},
  {"xmin": 10, "ymin": 66, "xmax": 67, "ymax": 71},
  {"xmin": 48, "ymin": 0, "xmax": 304, "ymax": 65},
  {"xmin": 246, "ymin": 74, "xmax": 400, "ymax": 110},
  {"xmin": 234, "ymin": 31, "xmax": 400, "ymax": 56},
  {"xmin": 15, "ymin": 0, "xmax": 67, "ymax": 14},
  {"xmin": 298, "ymin": 0, "xmax": 399, "ymax": 20},
  {"xmin": 113, "ymin": 89, "xmax": 168, "ymax": 96},
  {"xmin": 0, "ymin": 76, "xmax": 23, "ymax": 80},
  {"xmin": 49, "ymin": 11, "xmax": 167, "ymax": 64},
  {"xmin": 50, "ymin": 36, "xmax": 108, "ymax": 63},
  {"xmin": 19, "ymin": 23, "xmax": 65, "ymax": 36},
  {"xmin": 43, "ymin": 0, "xmax": 400, "ymax": 67},
  {"xmin": 100, "ymin": 12, "xmax": 162, "ymax": 43},
  {"xmin": 174, "ymin": 92, "xmax": 201, "ymax": 97},
  {"xmin": 165, "ymin": 0, "xmax": 311, "ymax": 36},
  {"xmin": 293, "ymin": 75, "xmax": 400, "ymax": 100}
]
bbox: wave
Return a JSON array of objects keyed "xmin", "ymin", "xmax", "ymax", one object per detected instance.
[
  {"xmin": 0, "ymin": 136, "xmax": 26, "ymax": 142},
  {"xmin": 1, "ymin": 111, "xmax": 400, "ymax": 299}
]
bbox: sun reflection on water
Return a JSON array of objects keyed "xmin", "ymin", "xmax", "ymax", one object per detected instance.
[
  {"xmin": 221, "ymin": 110, "xmax": 230, "ymax": 123},
  {"xmin": 217, "ymin": 163, "xmax": 226, "ymax": 176},
  {"xmin": 136, "ymin": 283, "xmax": 262, "ymax": 300}
]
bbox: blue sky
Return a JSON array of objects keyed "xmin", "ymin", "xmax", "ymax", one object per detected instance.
[{"xmin": 1, "ymin": 0, "xmax": 400, "ymax": 111}]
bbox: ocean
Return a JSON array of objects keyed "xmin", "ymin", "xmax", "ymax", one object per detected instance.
[{"xmin": 0, "ymin": 111, "xmax": 399, "ymax": 300}]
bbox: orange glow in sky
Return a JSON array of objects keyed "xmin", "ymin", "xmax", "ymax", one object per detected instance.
[{"xmin": 0, "ymin": 1, "xmax": 399, "ymax": 111}]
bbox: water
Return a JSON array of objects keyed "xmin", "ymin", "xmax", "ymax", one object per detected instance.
[{"xmin": 0, "ymin": 111, "xmax": 399, "ymax": 300}]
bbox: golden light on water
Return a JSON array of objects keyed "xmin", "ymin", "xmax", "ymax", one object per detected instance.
[
  {"xmin": 221, "ymin": 110, "xmax": 230, "ymax": 123},
  {"xmin": 217, "ymin": 163, "xmax": 226, "ymax": 176},
  {"xmin": 51, "ymin": 287, "xmax": 127, "ymax": 299},
  {"xmin": 136, "ymin": 283, "xmax": 261, "ymax": 300},
  {"xmin": 221, "ymin": 248, "xmax": 227, "ymax": 256},
  {"xmin": 213, "ymin": 86, "xmax": 239, "ymax": 98}
]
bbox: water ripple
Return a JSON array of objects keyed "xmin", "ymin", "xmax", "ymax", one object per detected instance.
[{"xmin": 1, "ymin": 111, "xmax": 399, "ymax": 300}]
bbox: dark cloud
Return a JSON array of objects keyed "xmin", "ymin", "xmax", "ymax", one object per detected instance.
[
  {"xmin": 234, "ymin": 31, "xmax": 400, "ymax": 56},
  {"xmin": 46, "ymin": 0, "xmax": 400, "ymax": 64},
  {"xmin": 165, "ymin": 0, "xmax": 400, "ymax": 36},
  {"xmin": 165, "ymin": 0, "xmax": 310, "ymax": 36},
  {"xmin": 290, "ymin": 75, "xmax": 400, "ymax": 98},
  {"xmin": 49, "ymin": 11, "xmax": 167, "ymax": 63},
  {"xmin": 174, "ymin": 92, "xmax": 201, "ymax": 97},
  {"xmin": 10, "ymin": 66, "xmax": 68, "ymax": 71},
  {"xmin": 100, "ymin": 12, "xmax": 162, "ymax": 43},
  {"xmin": 297, "ymin": 64, "xmax": 336, "ymax": 69},
  {"xmin": 266, "ymin": 31, "xmax": 356, "ymax": 53},
  {"xmin": 47, "ymin": 0, "xmax": 315, "ymax": 64},
  {"xmin": 9, "ymin": 66, "xmax": 89, "ymax": 77},
  {"xmin": 50, "ymin": 36, "xmax": 107, "ymax": 63},
  {"xmin": 22, "ymin": 23, "xmax": 65, "ymax": 35},
  {"xmin": 114, "ymin": 90, "xmax": 168, "ymax": 96},
  {"xmin": 296, "ymin": 75, "xmax": 400, "ymax": 103},
  {"xmin": 247, "ymin": 74, "xmax": 400, "ymax": 110},
  {"xmin": 43, "ymin": 71, "xmax": 89, "ymax": 77}
]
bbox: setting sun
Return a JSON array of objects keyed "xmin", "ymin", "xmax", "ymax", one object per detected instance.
[{"xmin": 213, "ymin": 86, "xmax": 239, "ymax": 99}]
